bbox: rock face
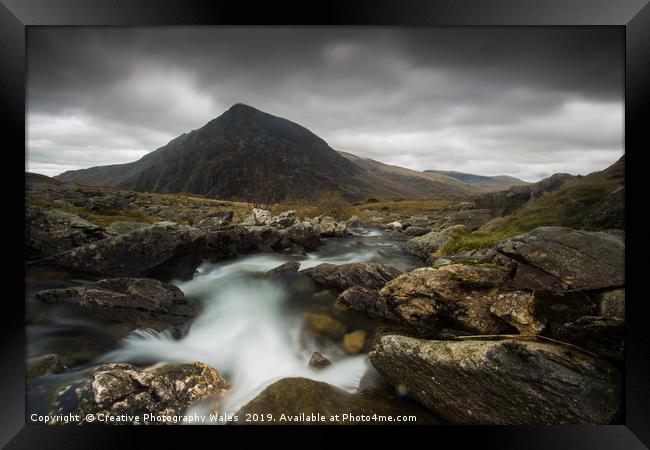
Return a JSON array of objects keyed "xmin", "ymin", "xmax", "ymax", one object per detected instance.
[
  {"xmin": 36, "ymin": 278, "xmax": 196, "ymax": 334},
  {"xmin": 369, "ymin": 335, "xmax": 622, "ymax": 424},
  {"xmin": 307, "ymin": 263, "xmax": 402, "ymax": 291},
  {"xmin": 335, "ymin": 287, "xmax": 399, "ymax": 321},
  {"xmin": 51, "ymin": 362, "xmax": 228, "ymax": 424},
  {"xmin": 42, "ymin": 222, "xmax": 206, "ymax": 281},
  {"xmin": 497, "ymin": 227, "xmax": 624, "ymax": 292},
  {"xmin": 232, "ymin": 377, "xmax": 437, "ymax": 424},
  {"xmin": 379, "ymin": 264, "xmax": 511, "ymax": 334},
  {"xmin": 404, "ymin": 225, "xmax": 469, "ymax": 261},
  {"xmin": 26, "ymin": 205, "xmax": 106, "ymax": 260},
  {"xmin": 27, "ymin": 354, "xmax": 67, "ymax": 380}
]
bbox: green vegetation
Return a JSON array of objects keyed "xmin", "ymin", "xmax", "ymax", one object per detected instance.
[{"xmin": 437, "ymin": 159, "xmax": 623, "ymax": 256}]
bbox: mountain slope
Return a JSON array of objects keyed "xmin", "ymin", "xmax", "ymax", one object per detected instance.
[
  {"xmin": 424, "ymin": 169, "xmax": 529, "ymax": 192},
  {"xmin": 56, "ymin": 104, "xmax": 479, "ymax": 201}
]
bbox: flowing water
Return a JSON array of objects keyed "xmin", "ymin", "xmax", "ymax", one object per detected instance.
[{"xmin": 27, "ymin": 228, "xmax": 424, "ymax": 420}]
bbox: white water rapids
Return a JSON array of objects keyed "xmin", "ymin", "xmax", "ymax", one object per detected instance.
[{"xmin": 101, "ymin": 228, "xmax": 419, "ymax": 419}]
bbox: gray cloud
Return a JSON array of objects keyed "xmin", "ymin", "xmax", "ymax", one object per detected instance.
[{"xmin": 27, "ymin": 27, "xmax": 623, "ymax": 181}]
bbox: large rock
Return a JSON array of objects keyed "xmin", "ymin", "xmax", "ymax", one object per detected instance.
[
  {"xmin": 307, "ymin": 263, "xmax": 402, "ymax": 291},
  {"xmin": 232, "ymin": 377, "xmax": 437, "ymax": 424},
  {"xmin": 314, "ymin": 216, "xmax": 348, "ymax": 237},
  {"xmin": 203, "ymin": 225, "xmax": 256, "ymax": 260},
  {"xmin": 195, "ymin": 212, "xmax": 234, "ymax": 232},
  {"xmin": 35, "ymin": 278, "xmax": 197, "ymax": 335},
  {"xmin": 27, "ymin": 354, "xmax": 67, "ymax": 381},
  {"xmin": 554, "ymin": 316, "xmax": 624, "ymax": 360},
  {"xmin": 490, "ymin": 290, "xmax": 596, "ymax": 336},
  {"xmin": 379, "ymin": 264, "xmax": 511, "ymax": 334},
  {"xmin": 42, "ymin": 222, "xmax": 205, "ymax": 281},
  {"xmin": 369, "ymin": 335, "xmax": 622, "ymax": 424},
  {"xmin": 404, "ymin": 225, "xmax": 469, "ymax": 261},
  {"xmin": 26, "ymin": 205, "xmax": 106, "ymax": 260},
  {"xmin": 280, "ymin": 222, "xmax": 321, "ymax": 251},
  {"xmin": 48, "ymin": 362, "xmax": 228, "ymax": 424},
  {"xmin": 268, "ymin": 210, "xmax": 297, "ymax": 228},
  {"xmin": 497, "ymin": 227, "xmax": 624, "ymax": 292},
  {"xmin": 249, "ymin": 208, "xmax": 272, "ymax": 225},
  {"xmin": 335, "ymin": 287, "xmax": 399, "ymax": 321}
]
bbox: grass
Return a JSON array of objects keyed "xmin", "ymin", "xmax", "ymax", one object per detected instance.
[{"xmin": 437, "ymin": 159, "xmax": 624, "ymax": 256}]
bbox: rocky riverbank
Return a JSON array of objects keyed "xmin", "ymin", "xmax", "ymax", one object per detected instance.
[{"xmin": 25, "ymin": 163, "xmax": 624, "ymax": 425}]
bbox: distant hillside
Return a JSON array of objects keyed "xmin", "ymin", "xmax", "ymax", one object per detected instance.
[
  {"xmin": 424, "ymin": 169, "xmax": 528, "ymax": 192},
  {"xmin": 55, "ymin": 104, "xmax": 481, "ymax": 202}
]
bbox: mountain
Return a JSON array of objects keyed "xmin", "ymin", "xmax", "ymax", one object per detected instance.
[
  {"xmin": 55, "ymin": 104, "xmax": 484, "ymax": 201},
  {"xmin": 424, "ymin": 169, "xmax": 529, "ymax": 192}
]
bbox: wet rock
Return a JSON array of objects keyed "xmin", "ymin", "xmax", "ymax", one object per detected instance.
[
  {"xmin": 36, "ymin": 278, "xmax": 196, "ymax": 333},
  {"xmin": 232, "ymin": 377, "xmax": 437, "ymax": 424},
  {"xmin": 357, "ymin": 366, "xmax": 391, "ymax": 393},
  {"xmin": 307, "ymin": 263, "xmax": 402, "ymax": 291},
  {"xmin": 27, "ymin": 354, "xmax": 67, "ymax": 380},
  {"xmin": 51, "ymin": 362, "xmax": 229, "ymax": 424},
  {"xmin": 369, "ymin": 335, "xmax": 622, "ymax": 424},
  {"xmin": 42, "ymin": 222, "xmax": 205, "ymax": 281},
  {"xmin": 280, "ymin": 222, "xmax": 321, "ymax": 251},
  {"xmin": 203, "ymin": 225, "xmax": 256, "ymax": 260},
  {"xmin": 380, "ymin": 264, "xmax": 511, "ymax": 334},
  {"xmin": 279, "ymin": 244, "xmax": 307, "ymax": 255},
  {"xmin": 404, "ymin": 225, "xmax": 469, "ymax": 261},
  {"xmin": 26, "ymin": 205, "xmax": 106, "ymax": 260},
  {"xmin": 308, "ymin": 352, "xmax": 332, "ymax": 369},
  {"xmin": 268, "ymin": 210, "xmax": 297, "ymax": 228},
  {"xmin": 267, "ymin": 261, "xmax": 301, "ymax": 276},
  {"xmin": 497, "ymin": 227, "xmax": 624, "ymax": 292},
  {"xmin": 304, "ymin": 312, "xmax": 346, "ymax": 340},
  {"xmin": 343, "ymin": 330, "xmax": 367, "ymax": 354},
  {"xmin": 335, "ymin": 287, "xmax": 399, "ymax": 321},
  {"xmin": 104, "ymin": 221, "xmax": 149, "ymax": 236},
  {"xmin": 554, "ymin": 316, "xmax": 624, "ymax": 360}
]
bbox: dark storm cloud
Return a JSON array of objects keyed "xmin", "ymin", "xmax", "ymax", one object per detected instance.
[{"xmin": 26, "ymin": 27, "xmax": 623, "ymax": 180}]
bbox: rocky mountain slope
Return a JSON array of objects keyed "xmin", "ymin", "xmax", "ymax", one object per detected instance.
[{"xmin": 55, "ymin": 104, "xmax": 483, "ymax": 202}]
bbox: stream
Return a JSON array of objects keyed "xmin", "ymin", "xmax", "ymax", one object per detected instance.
[{"xmin": 26, "ymin": 228, "xmax": 424, "ymax": 420}]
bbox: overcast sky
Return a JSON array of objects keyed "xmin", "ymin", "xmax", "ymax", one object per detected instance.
[{"xmin": 27, "ymin": 27, "xmax": 623, "ymax": 181}]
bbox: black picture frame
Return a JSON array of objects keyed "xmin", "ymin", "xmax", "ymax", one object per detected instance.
[{"xmin": 2, "ymin": 0, "xmax": 648, "ymax": 447}]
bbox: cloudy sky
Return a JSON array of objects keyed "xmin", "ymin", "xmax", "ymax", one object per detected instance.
[{"xmin": 27, "ymin": 27, "xmax": 623, "ymax": 181}]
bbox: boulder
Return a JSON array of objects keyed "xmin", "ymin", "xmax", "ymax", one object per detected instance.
[
  {"xmin": 304, "ymin": 313, "xmax": 346, "ymax": 340},
  {"xmin": 267, "ymin": 261, "xmax": 301, "ymax": 276},
  {"xmin": 369, "ymin": 335, "xmax": 622, "ymax": 424},
  {"xmin": 437, "ymin": 209, "xmax": 493, "ymax": 231},
  {"xmin": 250, "ymin": 208, "xmax": 271, "ymax": 225},
  {"xmin": 404, "ymin": 225, "xmax": 469, "ymax": 261},
  {"xmin": 195, "ymin": 212, "xmax": 234, "ymax": 232},
  {"xmin": 385, "ymin": 221, "xmax": 403, "ymax": 231},
  {"xmin": 49, "ymin": 362, "xmax": 228, "ymax": 424},
  {"xmin": 307, "ymin": 263, "xmax": 402, "ymax": 291},
  {"xmin": 42, "ymin": 222, "xmax": 205, "ymax": 281},
  {"xmin": 490, "ymin": 290, "xmax": 596, "ymax": 336},
  {"xmin": 401, "ymin": 216, "xmax": 432, "ymax": 228},
  {"xmin": 27, "ymin": 354, "xmax": 67, "ymax": 381},
  {"xmin": 497, "ymin": 227, "xmax": 624, "ymax": 292},
  {"xmin": 335, "ymin": 287, "xmax": 399, "ymax": 321},
  {"xmin": 403, "ymin": 226, "xmax": 429, "ymax": 237},
  {"xmin": 345, "ymin": 215, "xmax": 364, "ymax": 228},
  {"xmin": 87, "ymin": 194, "xmax": 132, "ymax": 212},
  {"xmin": 379, "ymin": 264, "xmax": 511, "ymax": 334},
  {"xmin": 36, "ymin": 278, "xmax": 196, "ymax": 334},
  {"xmin": 314, "ymin": 216, "xmax": 349, "ymax": 237},
  {"xmin": 308, "ymin": 352, "xmax": 332, "ymax": 369},
  {"xmin": 268, "ymin": 210, "xmax": 297, "ymax": 228},
  {"xmin": 232, "ymin": 377, "xmax": 437, "ymax": 424},
  {"xmin": 26, "ymin": 205, "xmax": 106, "ymax": 260},
  {"xmin": 203, "ymin": 225, "xmax": 256, "ymax": 260},
  {"xmin": 554, "ymin": 316, "xmax": 624, "ymax": 360},
  {"xmin": 280, "ymin": 222, "xmax": 321, "ymax": 251},
  {"xmin": 104, "ymin": 221, "xmax": 149, "ymax": 236},
  {"xmin": 342, "ymin": 330, "xmax": 367, "ymax": 354}
]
